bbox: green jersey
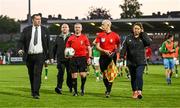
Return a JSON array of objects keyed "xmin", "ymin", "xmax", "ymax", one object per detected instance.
[{"xmin": 92, "ymin": 46, "xmax": 100, "ymax": 57}]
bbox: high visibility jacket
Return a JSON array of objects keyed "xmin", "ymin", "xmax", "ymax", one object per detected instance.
[
  {"xmin": 161, "ymin": 40, "xmax": 175, "ymax": 58},
  {"xmin": 174, "ymin": 46, "xmax": 179, "ymax": 58}
]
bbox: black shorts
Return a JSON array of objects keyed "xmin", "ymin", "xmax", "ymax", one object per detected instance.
[
  {"xmin": 99, "ymin": 54, "xmax": 116, "ymax": 72},
  {"xmin": 69, "ymin": 57, "xmax": 87, "ymax": 73}
]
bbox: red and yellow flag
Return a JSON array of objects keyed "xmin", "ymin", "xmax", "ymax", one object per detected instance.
[{"xmin": 104, "ymin": 60, "xmax": 118, "ymax": 82}]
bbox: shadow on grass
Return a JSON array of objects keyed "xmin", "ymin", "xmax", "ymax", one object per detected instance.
[
  {"xmin": 85, "ymin": 92, "xmax": 131, "ymax": 99},
  {"xmin": 0, "ymin": 91, "xmax": 31, "ymax": 99},
  {"xmin": 10, "ymin": 87, "xmax": 30, "ymax": 92},
  {"xmin": 9, "ymin": 87, "xmax": 132, "ymax": 99},
  {"xmin": 11, "ymin": 87, "xmax": 56, "ymax": 95},
  {"xmin": 0, "ymin": 80, "xmax": 16, "ymax": 82}
]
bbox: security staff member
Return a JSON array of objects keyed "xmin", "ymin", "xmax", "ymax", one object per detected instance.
[{"xmin": 53, "ymin": 24, "xmax": 72, "ymax": 94}]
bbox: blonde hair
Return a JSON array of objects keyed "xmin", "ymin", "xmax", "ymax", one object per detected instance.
[{"xmin": 102, "ymin": 20, "xmax": 112, "ymax": 27}]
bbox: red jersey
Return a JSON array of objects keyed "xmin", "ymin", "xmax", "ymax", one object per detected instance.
[
  {"xmin": 66, "ymin": 34, "xmax": 90, "ymax": 57},
  {"xmin": 96, "ymin": 31, "xmax": 120, "ymax": 52},
  {"xmin": 145, "ymin": 47, "xmax": 152, "ymax": 58}
]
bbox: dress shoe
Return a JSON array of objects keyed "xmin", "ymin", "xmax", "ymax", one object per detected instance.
[
  {"xmin": 55, "ymin": 87, "xmax": 62, "ymax": 94},
  {"xmin": 33, "ymin": 95, "xmax": 39, "ymax": 99},
  {"xmin": 73, "ymin": 92, "xmax": 78, "ymax": 96},
  {"xmin": 105, "ymin": 92, "xmax": 110, "ymax": 98}
]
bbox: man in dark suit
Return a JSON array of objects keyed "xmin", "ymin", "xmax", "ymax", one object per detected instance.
[
  {"xmin": 53, "ymin": 24, "xmax": 72, "ymax": 94},
  {"xmin": 17, "ymin": 14, "xmax": 52, "ymax": 99}
]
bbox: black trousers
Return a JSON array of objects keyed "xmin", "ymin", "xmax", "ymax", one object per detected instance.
[
  {"xmin": 57, "ymin": 61, "xmax": 72, "ymax": 89},
  {"xmin": 26, "ymin": 53, "xmax": 44, "ymax": 96}
]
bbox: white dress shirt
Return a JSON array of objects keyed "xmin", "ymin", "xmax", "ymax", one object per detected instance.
[{"xmin": 28, "ymin": 26, "xmax": 43, "ymax": 54}]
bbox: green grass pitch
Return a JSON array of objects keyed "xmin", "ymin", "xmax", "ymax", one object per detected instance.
[{"xmin": 0, "ymin": 65, "xmax": 180, "ymax": 107}]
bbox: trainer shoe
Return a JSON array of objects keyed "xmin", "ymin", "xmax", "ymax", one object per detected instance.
[
  {"xmin": 96, "ymin": 77, "xmax": 100, "ymax": 82},
  {"xmin": 166, "ymin": 78, "xmax": 171, "ymax": 85},
  {"xmin": 55, "ymin": 87, "xmax": 62, "ymax": 94},
  {"xmin": 132, "ymin": 91, "xmax": 138, "ymax": 99},
  {"xmin": 44, "ymin": 76, "xmax": 48, "ymax": 80},
  {"xmin": 175, "ymin": 74, "xmax": 178, "ymax": 78},
  {"xmin": 137, "ymin": 90, "xmax": 143, "ymax": 99},
  {"xmin": 169, "ymin": 78, "xmax": 171, "ymax": 85},
  {"xmin": 105, "ymin": 92, "xmax": 110, "ymax": 98},
  {"xmin": 127, "ymin": 75, "xmax": 131, "ymax": 79}
]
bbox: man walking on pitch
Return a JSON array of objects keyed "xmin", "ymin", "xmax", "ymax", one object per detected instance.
[
  {"xmin": 53, "ymin": 24, "xmax": 73, "ymax": 94},
  {"xmin": 159, "ymin": 34, "xmax": 176, "ymax": 84},
  {"xmin": 17, "ymin": 14, "xmax": 52, "ymax": 99},
  {"xmin": 66, "ymin": 23, "xmax": 92, "ymax": 96}
]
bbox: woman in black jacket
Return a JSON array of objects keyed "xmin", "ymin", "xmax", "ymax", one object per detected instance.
[{"xmin": 120, "ymin": 22, "xmax": 151, "ymax": 99}]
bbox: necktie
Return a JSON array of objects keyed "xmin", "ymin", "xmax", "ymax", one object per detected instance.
[{"xmin": 34, "ymin": 27, "xmax": 38, "ymax": 45}]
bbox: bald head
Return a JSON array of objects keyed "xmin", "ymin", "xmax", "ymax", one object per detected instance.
[
  {"xmin": 74, "ymin": 23, "xmax": 82, "ymax": 35},
  {"xmin": 61, "ymin": 23, "xmax": 69, "ymax": 34}
]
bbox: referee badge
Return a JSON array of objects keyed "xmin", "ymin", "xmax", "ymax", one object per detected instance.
[
  {"xmin": 80, "ymin": 40, "xmax": 83, "ymax": 45},
  {"xmin": 101, "ymin": 38, "xmax": 105, "ymax": 42},
  {"xmin": 110, "ymin": 39, "xmax": 113, "ymax": 43}
]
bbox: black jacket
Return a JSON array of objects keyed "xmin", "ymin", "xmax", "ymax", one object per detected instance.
[
  {"xmin": 120, "ymin": 32, "xmax": 152, "ymax": 66},
  {"xmin": 53, "ymin": 33, "xmax": 71, "ymax": 63},
  {"xmin": 17, "ymin": 25, "xmax": 51, "ymax": 61}
]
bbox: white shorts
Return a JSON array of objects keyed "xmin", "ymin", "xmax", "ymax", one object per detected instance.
[
  {"xmin": 174, "ymin": 58, "xmax": 179, "ymax": 65},
  {"xmin": 92, "ymin": 57, "xmax": 100, "ymax": 66},
  {"xmin": 117, "ymin": 60, "xmax": 127, "ymax": 67},
  {"xmin": 117, "ymin": 61, "xmax": 123, "ymax": 67}
]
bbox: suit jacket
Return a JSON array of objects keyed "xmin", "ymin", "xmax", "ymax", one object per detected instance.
[{"xmin": 17, "ymin": 25, "xmax": 51, "ymax": 61}]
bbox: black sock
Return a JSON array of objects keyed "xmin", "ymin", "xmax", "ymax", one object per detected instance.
[
  {"xmin": 81, "ymin": 77, "xmax": 86, "ymax": 91},
  {"xmin": 72, "ymin": 78, "xmax": 77, "ymax": 93},
  {"xmin": 107, "ymin": 82, "xmax": 113, "ymax": 93},
  {"xmin": 57, "ymin": 79, "xmax": 63, "ymax": 89},
  {"xmin": 175, "ymin": 65, "xmax": 178, "ymax": 74},
  {"xmin": 103, "ymin": 78, "xmax": 108, "ymax": 91}
]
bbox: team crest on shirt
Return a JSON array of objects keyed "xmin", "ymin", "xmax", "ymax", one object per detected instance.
[
  {"xmin": 80, "ymin": 40, "xmax": 83, "ymax": 45},
  {"xmin": 101, "ymin": 38, "xmax": 105, "ymax": 42},
  {"xmin": 110, "ymin": 39, "xmax": 113, "ymax": 43}
]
